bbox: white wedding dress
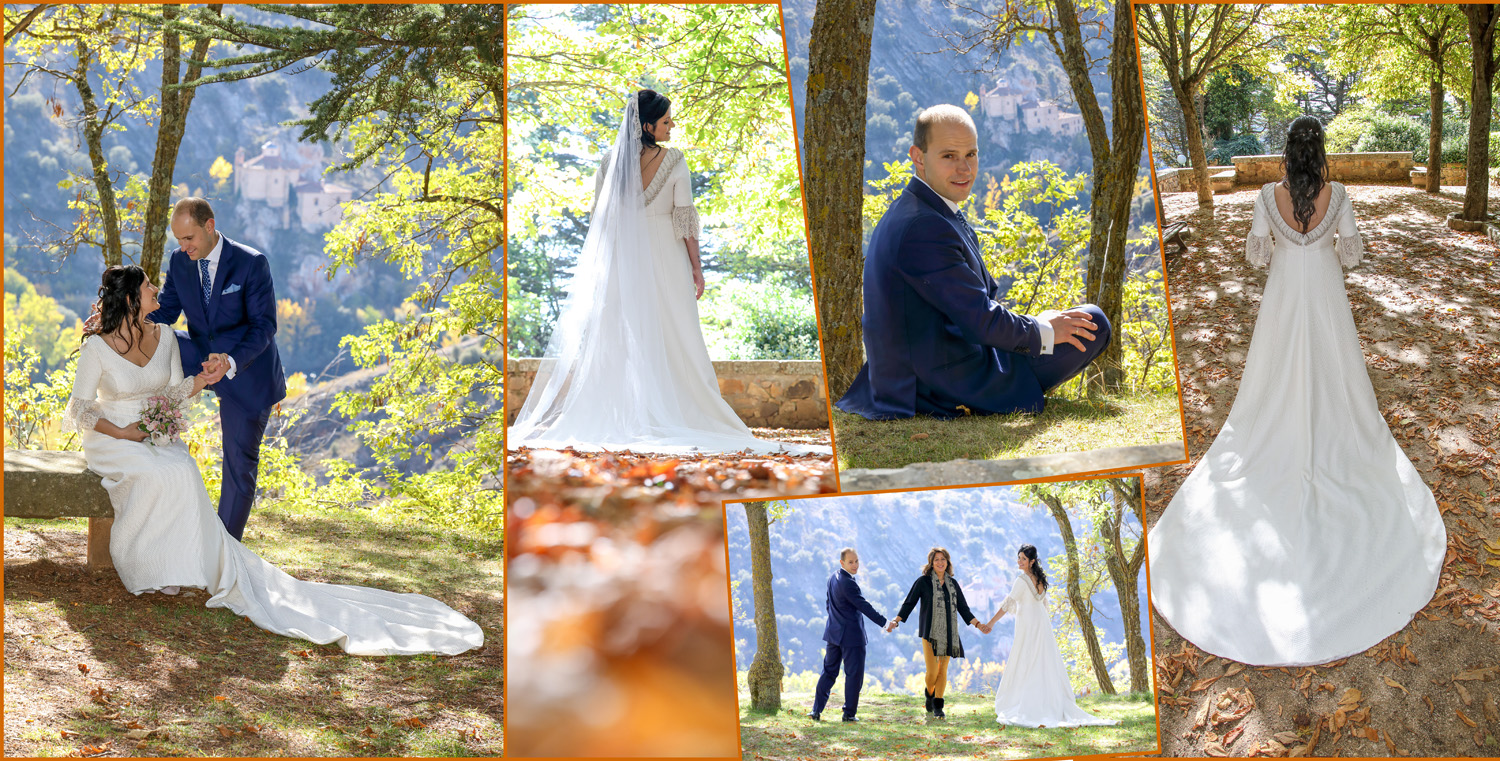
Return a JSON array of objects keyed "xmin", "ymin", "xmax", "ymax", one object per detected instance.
[
  {"xmin": 1148, "ymin": 182, "xmax": 1446, "ymax": 666},
  {"xmin": 507, "ymin": 96, "xmax": 829, "ymax": 456},
  {"xmin": 992, "ymin": 574, "xmax": 1118, "ymax": 727},
  {"xmin": 64, "ymin": 326, "xmax": 484, "ymax": 656}
]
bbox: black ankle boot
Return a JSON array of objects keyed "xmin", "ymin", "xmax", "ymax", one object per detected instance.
[
  {"xmin": 934, "ymin": 697, "xmax": 946, "ymax": 720},
  {"xmin": 925, "ymin": 689, "xmax": 934, "ymax": 717}
]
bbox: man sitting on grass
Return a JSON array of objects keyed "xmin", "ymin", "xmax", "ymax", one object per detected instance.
[{"xmin": 835, "ymin": 104, "xmax": 1111, "ymax": 420}]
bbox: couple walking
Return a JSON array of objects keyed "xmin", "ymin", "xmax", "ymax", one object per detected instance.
[{"xmin": 811, "ymin": 546, "xmax": 1116, "ymax": 728}]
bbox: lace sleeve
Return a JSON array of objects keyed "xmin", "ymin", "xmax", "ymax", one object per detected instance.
[
  {"xmin": 1246, "ymin": 189, "xmax": 1273, "ymax": 267},
  {"xmin": 999, "ymin": 577, "xmax": 1021, "ymax": 614},
  {"xmin": 670, "ymin": 154, "xmax": 701, "ymax": 240},
  {"xmin": 62, "ymin": 339, "xmax": 104, "ymax": 434},
  {"xmin": 1334, "ymin": 185, "xmax": 1362, "ymax": 267},
  {"xmin": 163, "ymin": 330, "xmax": 196, "ymax": 405}
]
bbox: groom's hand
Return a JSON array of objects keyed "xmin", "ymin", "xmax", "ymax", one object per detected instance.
[{"xmin": 1045, "ymin": 309, "xmax": 1099, "ymax": 352}]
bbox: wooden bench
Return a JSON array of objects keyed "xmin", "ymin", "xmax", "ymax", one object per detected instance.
[
  {"xmin": 1161, "ymin": 219, "xmax": 1193, "ymax": 263},
  {"xmin": 4, "ymin": 449, "xmax": 115, "ymax": 569}
]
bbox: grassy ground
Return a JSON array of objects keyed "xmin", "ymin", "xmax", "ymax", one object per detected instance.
[
  {"xmin": 739, "ymin": 690, "xmax": 1158, "ymax": 760},
  {"xmin": 1149, "ymin": 184, "xmax": 1500, "ymax": 757},
  {"xmin": 833, "ymin": 391, "xmax": 1182, "ymax": 471},
  {"xmin": 3, "ymin": 498, "xmax": 503, "ymax": 757}
]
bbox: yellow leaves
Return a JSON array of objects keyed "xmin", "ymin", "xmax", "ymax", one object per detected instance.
[
  {"xmin": 1383, "ymin": 676, "xmax": 1407, "ymax": 695},
  {"xmin": 1338, "ymin": 687, "xmax": 1362, "ymax": 707}
]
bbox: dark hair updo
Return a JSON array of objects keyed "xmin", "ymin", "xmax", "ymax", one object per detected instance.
[
  {"xmin": 82, "ymin": 265, "xmax": 151, "ymax": 352},
  {"xmin": 1282, "ymin": 115, "xmax": 1328, "ymax": 233},
  {"xmin": 1019, "ymin": 544, "xmax": 1049, "ymax": 593},
  {"xmin": 637, "ymin": 89, "xmax": 671, "ymax": 150}
]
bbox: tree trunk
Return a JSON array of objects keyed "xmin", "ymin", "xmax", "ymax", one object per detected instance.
[
  {"xmin": 803, "ymin": 0, "xmax": 878, "ymax": 400},
  {"xmin": 1040, "ymin": 492, "xmax": 1116, "ymax": 695},
  {"xmin": 1050, "ymin": 0, "xmax": 1136, "ymax": 392},
  {"xmin": 1105, "ymin": 479, "xmax": 1149, "ymax": 693},
  {"xmin": 1463, "ymin": 5, "xmax": 1498, "ymax": 221},
  {"xmin": 1092, "ymin": 3, "xmax": 1146, "ymax": 391},
  {"xmin": 1428, "ymin": 76, "xmax": 1445, "ymax": 194},
  {"xmin": 73, "ymin": 39, "xmax": 125, "ymax": 267},
  {"xmin": 744, "ymin": 502, "xmax": 784, "ymax": 711},
  {"xmin": 140, "ymin": 4, "xmax": 222, "ymax": 283},
  {"xmin": 1179, "ymin": 83, "xmax": 1212, "ymax": 207}
]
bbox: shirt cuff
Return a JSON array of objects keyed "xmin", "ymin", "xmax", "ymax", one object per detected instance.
[
  {"xmin": 225, "ymin": 355, "xmax": 239, "ymax": 380},
  {"xmin": 1033, "ymin": 311, "xmax": 1057, "ymax": 356}
]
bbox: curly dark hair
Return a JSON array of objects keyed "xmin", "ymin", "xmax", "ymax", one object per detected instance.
[
  {"xmin": 638, "ymin": 89, "xmax": 671, "ymax": 150},
  {"xmin": 1019, "ymin": 544, "xmax": 1049, "ymax": 593},
  {"xmin": 81, "ymin": 265, "xmax": 151, "ymax": 354},
  {"xmin": 1282, "ymin": 115, "xmax": 1329, "ymax": 233}
]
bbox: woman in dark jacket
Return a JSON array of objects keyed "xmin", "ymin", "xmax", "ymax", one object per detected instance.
[{"xmin": 887, "ymin": 547, "xmax": 988, "ymax": 719}]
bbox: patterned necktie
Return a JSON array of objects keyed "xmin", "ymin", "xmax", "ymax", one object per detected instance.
[{"xmin": 199, "ymin": 258, "xmax": 212, "ymax": 308}]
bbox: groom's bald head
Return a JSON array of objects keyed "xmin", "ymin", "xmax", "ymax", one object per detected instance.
[
  {"xmin": 913, "ymin": 105, "xmax": 976, "ymax": 151},
  {"xmin": 910, "ymin": 105, "xmax": 979, "ymax": 204}
]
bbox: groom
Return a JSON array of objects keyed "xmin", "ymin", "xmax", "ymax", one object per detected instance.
[
  {"xmin": 151, "ymin": 197, "xmax": 287, "ymax": 542},
  {"xmin": 810, "ymin": 547, "xmax": 888, "ymax": 723},
  {"xmin": 836, "ymin": 104, "xmax": 1112, "ymax": 420}
]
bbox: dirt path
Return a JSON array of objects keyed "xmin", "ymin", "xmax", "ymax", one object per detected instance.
[{"xmin": 1147, "ymin": 184, "xmax": 1500, "ymax": 757}]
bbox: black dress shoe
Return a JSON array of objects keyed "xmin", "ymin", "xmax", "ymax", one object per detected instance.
[
  {"xmin": 842, "ymin": 715, "xmax": 860, "ymax": 722},
  {"xmin": 807, "ymin": 712, "xmax": 821, "ymax": 721}
]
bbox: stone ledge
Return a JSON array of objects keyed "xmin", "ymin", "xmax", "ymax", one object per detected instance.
[
  {"xmin": 4, "ymin": 449, "xmax": 115, "ymax": 569},
  {"xmin": 838, "ymin": 442, "xmax": 1186, "ymax": 492}
]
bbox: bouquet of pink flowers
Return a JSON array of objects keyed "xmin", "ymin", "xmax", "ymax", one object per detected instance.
[{"xmin": 137, "ymin": 395, "xmax": 187, "ymax": 446}]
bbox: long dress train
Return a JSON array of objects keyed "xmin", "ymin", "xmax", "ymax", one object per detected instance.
[
  {"xmin": 1147, "ymin": 182, "xmax": 1446, "ymax": 667},
  {"xmin": 65, "ymin": 327, "xmax": 484, "ymax": 656},
  {"xmin": 992, "ymin": 575, "xmax": 1117, "ymax": 727},
  {"xmin": 506, "ymin": 96, "xmax": 829, "ymax": 456}
]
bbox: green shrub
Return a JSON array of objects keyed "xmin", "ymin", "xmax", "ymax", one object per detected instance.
[
  {"xmin": 1209, "ymin": 133, "xmax": 1264, "ymax": 164},
  {"xmin": 700, "ymin": 277, "xmax": 820, "ymax": 360}
]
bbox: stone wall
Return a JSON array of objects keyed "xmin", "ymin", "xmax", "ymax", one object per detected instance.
[
  {"xmin": 1154, "ymin": 166, "xmax": 1232, "ymax": 193},
  {"xmin": 506, "ymin": 358, "xmax": 830, "ymax": 429},
  {"xmin": 1159, "ymin": 153, "xmax": 1421, "ymax": 193},
  {"xmin": 1232, "ymin": 152, "xmax": 1414, "ymax": 185}
]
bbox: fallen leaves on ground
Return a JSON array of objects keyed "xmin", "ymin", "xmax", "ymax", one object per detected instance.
[{"xmin": 506, "ymin": 433, "xmax": 832, "ymax": 757}]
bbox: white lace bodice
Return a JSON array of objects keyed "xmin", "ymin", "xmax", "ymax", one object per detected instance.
[
  {"xmin": 1246, "ymin": 181, "xmax": 1362, "ymax": 268},
  {"xmin": 64, "ymin": 325, "xmax": 195, "ymax": 433},
  {"xmin": 999, "ymin": 573, "xmax": 1047, "ymax": 616},
  {"xmin": 594, "ymin": 146, "xmax": 701, "ymax": 240}
]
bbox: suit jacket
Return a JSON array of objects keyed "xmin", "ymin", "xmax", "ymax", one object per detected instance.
[
  {"xmin": 822, "ymin": 568, "xmax": 887, "ymax": 648},
  {"xmin": 836, "ymin": 178, "xmax": 1044, "ymax": 419},
  {"xmin": 150, "ymin": 234, "xmax": 287, "ymax": 414}
]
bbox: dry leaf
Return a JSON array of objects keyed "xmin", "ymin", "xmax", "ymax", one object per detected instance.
[
  {"xmin": 1458, "ymin": 709, "xmax": 1478, "ymax": 728},
  {"xmin": 1339, "ymin": 688, "xmax": 1363, "ymax": 706},
  {"xmin": 910, "ymin": 433, "xmax": 929, "ymax": 441},
  {"xmin": 1385, "ymin": 676, "xmax": 1408, "ymax": 695},
  {"xmin": 1205, "ymin": 740, "xmax": 1229, "ymax": 757},
  {"xmin": 1457, "ymin": 681, "xmax": 1474, "ymax": 706},
  {"xmin": 1273, "ymin": 731, "xmax": 1300, "ymax": 745}
]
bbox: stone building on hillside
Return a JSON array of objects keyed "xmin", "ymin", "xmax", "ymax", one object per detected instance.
[{"xmin": 233, "ymin": 140, "xmax": 352, "ymax": 231}]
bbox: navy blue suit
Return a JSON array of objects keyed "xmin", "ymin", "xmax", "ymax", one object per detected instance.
[
  {"xmin": 836, "ymin": 178, "xmax": 1111, "ymax": 419},
  {"xmin": 812, "ymin": 568, "xmax": 887, "ymax": 719},
  {"xmin": 151, "ymin": 234, "xmax": 286, "ymax": 541}
]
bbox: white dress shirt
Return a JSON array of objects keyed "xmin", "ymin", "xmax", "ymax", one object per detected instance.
[
  {"xmin": 913, "ymin": 176, "xmax": 1056, "ymax": 355},
  {"xmin": 197, "ymin": 231, "xmax": 239, "ymax": 379}
]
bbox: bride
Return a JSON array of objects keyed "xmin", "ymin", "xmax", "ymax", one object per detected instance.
[
  {"xmin": 1147, "ymin": 116, "xmax": 1446, "ymax": 667},
  {"xmin": 506, "ymin": 89, "xmax": 829, "ymax": 456},
  {"xmin": 65, "ymin": 266, "xmax": 484, "ymax": 656},
  {"xmin": 984, "ymin": 545, "xmax": 1117, "ymax": 728}
]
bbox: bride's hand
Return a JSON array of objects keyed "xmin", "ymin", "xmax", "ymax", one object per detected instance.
[
  {"xmin": 110, "ymin": 422, "xmax": 148, "ymax": 443},
  {"xmin": 692, "ymin": 267, "xmax": 705, "ymax": 300}
]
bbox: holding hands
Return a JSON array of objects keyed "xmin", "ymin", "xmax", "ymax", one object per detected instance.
[
  {"xmin": 193, "ymin": 353, "xmax": 230, "ymax": 393},
  {"xmin": 884, "ymin": 616, "xmax": 900, "ymax": 633}
]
